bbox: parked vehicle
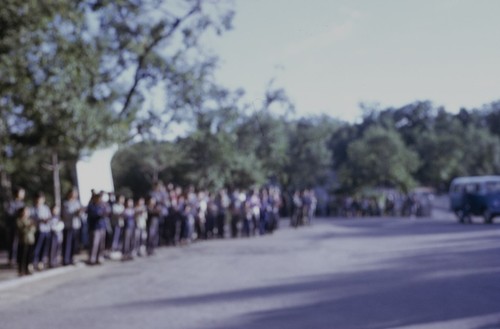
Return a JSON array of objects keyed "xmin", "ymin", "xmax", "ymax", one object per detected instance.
[{"xmin": 449, "ymin": 176, "xmax": 500, "ymax": 224}]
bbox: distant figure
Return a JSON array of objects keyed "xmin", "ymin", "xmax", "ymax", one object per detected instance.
[{"xmin": 303, "ymin": 189, "xmax": 317, "ymax": 225}]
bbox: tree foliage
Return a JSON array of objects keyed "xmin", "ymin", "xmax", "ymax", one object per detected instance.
[
  {"xmin": 339, "ymin": 126, "xmax": 420, "ymax": 192},
  {"xmin": 112, "ymin": 98, "xmax": 500, "ymax": 198},
  {"xmin": 2, "ymin": 1, "xmax": 500, "ymax": 210},
  {"xmin": 0, "ymin": 0, "xmax": 234, "ymax": 205}
]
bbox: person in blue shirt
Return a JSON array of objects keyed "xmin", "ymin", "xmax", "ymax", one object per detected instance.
[
  {"xmin": 122, "ymin": 198, "xmax": 136, "ymax": 261},
  {"xmin": 87, "ymin": 192, "xmax": 107, "ymax": 265}
]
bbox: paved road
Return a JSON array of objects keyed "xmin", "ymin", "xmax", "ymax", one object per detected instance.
[{"xmin": 1, "ymin": 217, "xmax": 500, "ymax": 329}]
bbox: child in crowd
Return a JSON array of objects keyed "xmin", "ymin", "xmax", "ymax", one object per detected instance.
[
  {"xmin": 16, "ymin": 207, "xmax": 36, "ymax": 276},
  {"xmin": 49, "ymin": 205, "xmax": 64, "ymax": 268}
]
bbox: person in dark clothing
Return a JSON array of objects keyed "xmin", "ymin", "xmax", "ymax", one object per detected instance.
[
  {"xmin": 122, "ymin": 198, "xmax": 136, "ymax": 261},
  {"xmin": 205, "ymin": 196, "xmax": 217, "ymax": 239},
  {"xmin": 6, "ymin": 188, "xmax": 26, "ymax": 266},
  {"xmin": 215, "ymin": 190, "xmax": 229, "ymax": 239},
  {"xmin": 146, "ymin": 197, "xmax": 161, "ymax": 255},
  {"xmin": 230, "ymin": 190, "xmax": 243, "ymax": 238},
  {"xmin": 87, "ymin": 192, "xmax": 107, "ymax": 265}
]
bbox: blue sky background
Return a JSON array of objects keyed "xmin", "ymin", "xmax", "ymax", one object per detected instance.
[{"xmin": 205, "ymin": 0, "xmax": 500, "ymax": 122}]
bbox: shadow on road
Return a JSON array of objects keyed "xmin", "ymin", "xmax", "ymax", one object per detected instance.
[{"xmin": 108, "ymin": 240, "xmax": 500, "ymax": 329}]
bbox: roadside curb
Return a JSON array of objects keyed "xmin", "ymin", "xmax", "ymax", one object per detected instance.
[{"xmin": 0, "ymin": 262, "xmax": 87, "ymax": 292}]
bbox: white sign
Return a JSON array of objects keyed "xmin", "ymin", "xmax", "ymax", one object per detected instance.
[{"xmin": 76, "ymin": 145, "xmax": 118, "ymax": 205}]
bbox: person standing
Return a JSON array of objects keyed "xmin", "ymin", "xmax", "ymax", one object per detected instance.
[
  {"xmin": 205, "ymin": 194, "xmax": 217, "ymax": 239},
  {"xmin": 215, "ymin": 189, "xmax": 230, "ymax": 239},
  {"xmin": 134, "ymin": 197, "xmax": 147, "ymax": 256},
  {"xmin": 5, "ymin": 188, "xmax": 26, "ymax": 266},
  {"xmin": 249, "ymin": 189, "xmax": 261, "ymax": 236},
  {"xmin": 48, "ymin": 205, "xmax": 64, "ymax": 268},
  {"xmin": 230, "ymin": 189, "xmax": 243, "ymax": 238},
  {"xmin": 146, "ymin": 197, "xmax": 161, "ymax": 255},
  {"xmin": 268, "ymin": 188, "xmax": 281, "ymax": 233},
  {"xmin": 61, "ymin": 189, "xmax": 83, "ymax": 266},
  {"xmin": 87, "ymin": 192, "xmax": 107, "ymax": 265},
  {"xmin": 291, "ymin": 191, "xmax": 303, "ymax": 227},
  {"xmin": 111, "ymin": 195, "xmax": 125, "ymax": 253},
  {"xmin": 259, "ymin": 189, "xmax": 270, "ymax": 235},
  {"xmin": 32, "ymin": 193, "xmax": 51, "ymax": 271},
  {"xmin": 122, "ymin": 198, "xmax": 136, "ymax": 261},
  {"xmin": 150, "ymin": 182, "xmax": 169, "ymax": 246},
  {"xmin": 16, "ymin": 206, "xmax": 36, "ymax": 276},
  {"xmin": 303, "ymin": 189, "xmax": 316, "ymax": 225}
]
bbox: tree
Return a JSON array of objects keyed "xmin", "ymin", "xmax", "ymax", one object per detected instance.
[
  {"xmin": 413, "ymin": 111, "xmax": 465, "ymax": 188},
  {"xmin": 0, "ymin": 1, "xmax": 127, "ymax": 206},
  {"xmin": 339, "ymin": 126, "xmax": 420, "ymax": 192},
  {"xmin": 235, "ymin": 110, "xmax": 288, "ymax": 184},
  {"xmin": 285, "ymin": 116, "xmax": 336, "ymax": 190},
  {"xmin": 460, "ymin": 126, "xmax": 500, "ymax": 176},
  {"xmin": 91, "ymin": 0, "xmax": 234, "ymax": 135},
  {"xmin": 175, "ymin": 84, "xmax": 267, "ymax": 190},
  {"xmin": 0, "ymin": 0, "xmax": 235, "ymax": 205},
  {"xmin": 483, "ymin": 101, "xmax": 500, "ymax": 137},
  {"xmin": 112, "ymin": 141, "xmax": 185, "ymax": 197}
]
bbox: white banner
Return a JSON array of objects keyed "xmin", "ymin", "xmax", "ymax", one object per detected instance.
[{"xmin": 76, "ymin": 145, "xmax": 118, "ymax": 205}]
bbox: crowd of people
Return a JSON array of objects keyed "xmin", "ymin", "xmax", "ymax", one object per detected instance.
[
  {"xmin": 328, "ymin": 192, "xmax": 433, "ymax": 218},
  {"xmin": 3, "ymin": 183, "xmax": 433, "ymax": 276},
  {"xmin": 4, "ymin": 182, "xmax": 290, "ymax": 276}
]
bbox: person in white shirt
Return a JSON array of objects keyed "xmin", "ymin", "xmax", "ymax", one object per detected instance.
[
  {"xmin": 32, "ymin": 193, "xmax": 52, "ymax": 270},
  {"xmin": 61, "ymin": 189, "xmax": 83, "ymax": 266}
]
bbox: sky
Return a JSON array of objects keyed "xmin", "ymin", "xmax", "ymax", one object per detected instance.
[{"xmin": 205, "ymin": 0, "xmax": 500, "ymax": 122}]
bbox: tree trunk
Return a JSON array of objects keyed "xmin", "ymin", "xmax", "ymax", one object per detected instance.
[
  {"xmin": 52, "ymin": 152, "xmax": 61, "ymax": 209},
  {"xmin": 0, "ymin": 166, "xmax": 13, "ymax": 212}
]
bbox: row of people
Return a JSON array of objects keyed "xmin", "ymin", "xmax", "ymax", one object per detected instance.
[
  {"xmin": 8, "ymin": 191, "xmax": 66, "ymax": 275},
  {"xmin": 148, "ymin": 183, "xmax": 282, "ymax": 244},
  {"xmin": 6, "ymin": 184, "xmax": 285, "ymax": 275},
  {"xmin": 330, "ymin": 193, "xmax": 433, "ymax": 218}
]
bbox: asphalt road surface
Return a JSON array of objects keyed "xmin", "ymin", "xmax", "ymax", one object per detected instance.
[{"xmin": 1, "ymin": 216, "xmax": 500, "ymax": 329}]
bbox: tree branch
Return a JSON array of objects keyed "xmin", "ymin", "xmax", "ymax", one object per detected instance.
[{"xmin": 118, "ymin": 0, "xmax": 201, "ymax": 118}]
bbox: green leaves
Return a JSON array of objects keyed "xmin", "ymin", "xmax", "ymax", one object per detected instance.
[
  {"xmin": 333, "ymin": 102, "xmax": 500, "ymax": 193},
  {"xmin": 340, "ymin": 126, "xmax": 419, "ymax": 192}
]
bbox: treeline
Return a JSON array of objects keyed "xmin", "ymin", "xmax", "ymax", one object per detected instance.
[
  {"xmin": 113, "ymin": 100, "xmax": 500, "ymax": 197},
  {"xmin": 113, "ymin": 110, "xmax": 336, "ymax": 197},
  {"xmin": 332, "ymin": 101, "xmax": 500, "ymax": 193},
  {"xmin": 2, "ymin": 0, "xmax": 500, "ymax": 216}
]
